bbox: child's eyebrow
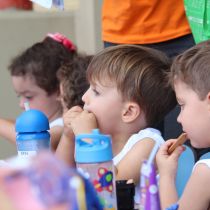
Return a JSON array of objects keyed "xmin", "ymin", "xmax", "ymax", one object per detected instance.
[{"xmin": 16, "ymin": 90, "xmax": 33, "ymax": 95}]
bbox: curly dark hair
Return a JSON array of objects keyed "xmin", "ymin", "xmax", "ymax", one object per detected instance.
[
  {"xmin": 57, "ymin": 55, "xmax": 92, "ymax": 109},
  {"xmin": 8, "ymin": 36, "xmax": 77, "ymax": 96}
]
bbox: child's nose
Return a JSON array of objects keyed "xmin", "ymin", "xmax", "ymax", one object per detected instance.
[
  {"xmin": 82, "ymin": 88, "xmax": 89, "ymax": 104},
  {"xmin": 177, "ymin": 112, "xmax": 181, "ymax": 124}
]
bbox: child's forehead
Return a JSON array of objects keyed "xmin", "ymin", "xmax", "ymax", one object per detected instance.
[
  {"xmin": 12, "ymin": 74, "xmax": 36, "ymax": 84},
  {"xmin": 12, "ymin": 75, "xmax": 42, "ymax": 92},
  {"xmin": 174, "ymin": 79, "xmax": 194, "ymax": 94},
  {"xmin": 89, "ymin": 76, "xmax": 115, "ymax": 87}
]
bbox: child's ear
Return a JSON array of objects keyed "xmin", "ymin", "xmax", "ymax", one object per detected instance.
[
  {"xmin": 207, "ymin": 92, "xmax": 210, "ymax": 111},
  {"xmin": 121, "ymin": 102, "xmax": 140, "ymax": 123}
]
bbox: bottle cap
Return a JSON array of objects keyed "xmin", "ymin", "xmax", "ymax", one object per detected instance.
[
  {"xmin": 15, "ymin": 109, "xmax": 49, "ymax": 133},
  {"xmin": 75, "ymin": 129, "xmax": 113, "ymax": 163}
]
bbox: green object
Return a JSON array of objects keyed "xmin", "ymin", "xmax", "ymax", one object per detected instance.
[{"xmin": 184, "ymin": 0, "xmax": 210, "ymax": 43}]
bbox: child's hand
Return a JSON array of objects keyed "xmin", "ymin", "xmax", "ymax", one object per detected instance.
[
  {"xmin": 156, "ymin": 139, "xmax": 185, "ymax": 179},
  {"xmin": 63, "ymin": 106, "xmax": 97, "ymax": 135},
  {"xmin": 63, "ymin": 106, "xmax": 83, "ymax": 130}
]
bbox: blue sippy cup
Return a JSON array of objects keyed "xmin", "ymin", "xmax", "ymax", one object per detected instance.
[
  {"xmin": 75, "ymin": 129, "xmax": 117, "ymax": 210},
  {"xmin": 15, "ymin": 109, "xmax": 50, "ymax": 158}
]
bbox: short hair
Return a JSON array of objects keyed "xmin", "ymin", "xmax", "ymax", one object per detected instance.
[
  {"xmin": 57, "ymin": 55, "xmax": 92, "ymax": 109},
  {"xmin": 8, "ymin": 36, "xmax": 76, "ymax": 95},
  {"xmin": 87, "ymin": 45, "xmax": 176, "ymax": 127},
  {"xmin": 170, "ymin": 40, "xmax": 210, "ymax": 100}
]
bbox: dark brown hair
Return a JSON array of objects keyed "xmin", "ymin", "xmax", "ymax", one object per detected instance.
[
  {"xmin": 170, "ymin": 40, "xmax": 210, "ymax": 100},
  {"xmin": 87, "ymin": 45, "xmax": 176, "ymax": 127},
  {"xmin": 8, "ymin": 36, "xmax": 76, "ymax": 95},
  {"xmin": 57, "ymin": 55, "xmax": 92, "ymax": 109}
]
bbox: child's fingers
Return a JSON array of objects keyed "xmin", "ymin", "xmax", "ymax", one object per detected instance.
[
  {"xmin": 64, "ymin": 107, "xmax": 83, "ymax": 122},
  {"xmin": 83, "ymin": 109, "xmax": 90, "ymax": 113},
  {"xmin": 159, "ymin": 140, "xmax": 177, "ymax": 155},
  {"xmin": 168, "ymin": 133, "xmax": 187, "ymax": 154},
  {"xmin": 170, "ymin": 145, "xmax": 185, "ymax": 161},
  {"xmin": 69, "ymin": 106, "xmax": 83, "ymax": 113}
]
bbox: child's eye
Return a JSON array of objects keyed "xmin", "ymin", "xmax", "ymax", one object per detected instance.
[
  {"xmin": 178, "ymin": 103, "xmax": 185, "ymax": 110},
  {"xmin": 92, "ymin": 88, "xmax": 100, "ymax": 96},
  {"xmin": 90, "ymin": 85, "xmax": 100, "ymax": 96},
  {"xmin": 25, "ymin": 96, "xmax": 33, "ymax": 100},
  {"xmin": 16, "ymin": 94, "xmax": 33, "ymax": 100}
]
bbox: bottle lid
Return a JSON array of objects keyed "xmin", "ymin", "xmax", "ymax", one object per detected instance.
[
  {"xmin": 15, "ymin": 109, "xmax": 49, "ymax": 133},
  {"xmin": 75, "ymin": 129, "xmax": 113, "ymax": 163}
]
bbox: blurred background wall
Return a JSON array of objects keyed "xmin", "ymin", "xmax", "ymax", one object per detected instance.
[{"xmin": 0, "ymin": 0, "xmax": 103, "ymax": 159}]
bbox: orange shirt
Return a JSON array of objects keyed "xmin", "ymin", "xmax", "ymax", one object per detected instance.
[{"xmin": 102, "ymin": 0, "xmax": 191, "ymax": 44}]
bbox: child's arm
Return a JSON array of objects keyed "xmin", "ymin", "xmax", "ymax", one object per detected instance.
[
  {"xmin": 55, "ymin": 107, "xmax": 80, "ymax": 166},
  {"xmin": 50, "ymin": 125, "xmax": 64, "ymax": 151},
  {"xmin": 0, "ymin": 118, "xmax": 16, "ymax": 144},
  {"xmin": 55, "ymin": 126, "xmax": 76, "ymax": 167},
  {"xmin": 156, "ymin": 140, "xmax": 183, "ymax": 209},
  {"xmin": 176, "ymin": 163, "xmax": 210, "ymax": 210},
  {"xmin": 155, "ymin": 140, "xmax": 210, "ymax": 210},
  {"xmin": 115, "ymin": 137, "xmax": 156, "ymax": 184}
]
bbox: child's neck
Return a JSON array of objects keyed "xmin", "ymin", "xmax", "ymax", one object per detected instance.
[
  {"xmin": 111, "ymin": 125, "xmax": 145, "ymax": 156},
  {"xmin": 48, "ymin": 105, "xmax": 63, "ymax": 123},
  {"xmin": 111, "ymin": 132, "xmax": 133, "ymax": 156}
]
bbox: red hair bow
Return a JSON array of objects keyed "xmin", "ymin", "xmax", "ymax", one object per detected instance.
[{"xmin": 47, "ymin": 33, "xmax": 76, "ymax": 52}]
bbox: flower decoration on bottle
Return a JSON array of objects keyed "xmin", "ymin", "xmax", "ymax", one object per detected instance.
[{"xmin": 47, "ymin": 33, "xmax": 76, "ymax": 52}]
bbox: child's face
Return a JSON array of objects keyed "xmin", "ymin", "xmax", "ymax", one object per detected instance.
[
  {"xmin": 82, "ymin": 81, "xmax": 124, "ymax": 135},
  {"xmin": 12, "ymin": 75, "xmax": 61, "ymax": 122},
  {"xmin": 174, "ymin": 79, "xmax": 210, "ymax": 148}
]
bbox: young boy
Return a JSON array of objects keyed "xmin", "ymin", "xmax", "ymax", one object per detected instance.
[
  {"xmin": 57, "ymin": 45, "xmax": 176, "ymax": 187},
  {"xmin": 156, "ymin": 40, "xmax": 210, "ymax": 210}
]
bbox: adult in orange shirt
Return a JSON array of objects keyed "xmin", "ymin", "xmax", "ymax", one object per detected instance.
[
  {"xmin": 102, "ymin": 0, "xmax": 194, "ymax": 58},
  {"xmin": 102, "ymin": 0, "xmax": 195, "ymax": 139}
]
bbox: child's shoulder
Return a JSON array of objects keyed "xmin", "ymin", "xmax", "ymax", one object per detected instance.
[
  {"xmin": 113, "ymin": 128, "xmax": 164, "ymax": 166},
  {"xmin": 50, "ymin": 117, "xmax": 63, "ymax": 128},
  {"xmin": 193, "ymin": 159, "xmax": 210, "ymax": 171},
  {"xmin": 123, "ymin": 128, "xmax": 164, "ymax": 153},
  {"xmin": 131, "ymin": 128, "xmax": 164, "ymax": 145},
  {"xmin": 192, "ymin": 159, "xmax": 210, "ymax": 184},
  {"xmin": 191, "ymin": 159, "xmax": 210, "ymax": 192}
]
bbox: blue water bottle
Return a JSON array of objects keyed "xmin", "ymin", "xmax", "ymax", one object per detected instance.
[
  {"xmin": 15, "ymin": 109, "xmax": 50, "ymax": 158},
  {"xmin": 75, "ymin": 129, "xmax": 117, "ymax": 210}
]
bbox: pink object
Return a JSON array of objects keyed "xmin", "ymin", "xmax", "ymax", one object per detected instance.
[
  {"xmin": 47, "ymin": 33, "xmax": 76, "ymax": 52},
  {"xmin": 0, "ymin": 152, "xmax": 83, "ymax": 210}
]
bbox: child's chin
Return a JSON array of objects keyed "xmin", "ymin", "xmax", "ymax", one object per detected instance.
[{"xmin": 190, "ymin": 141, "xmax": 202, "ymax": 149}]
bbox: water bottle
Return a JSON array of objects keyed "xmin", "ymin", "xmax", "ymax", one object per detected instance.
[
  {"xmin": 75, "ymin": 129, "xmax": 117, "ymax": 210},
  {"xmin": 15, "ymin": 109, "xmax": 50, "ymax": 158}
]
